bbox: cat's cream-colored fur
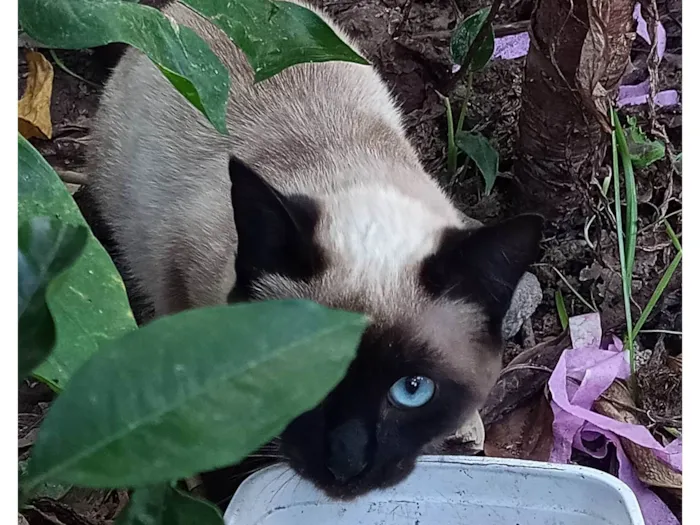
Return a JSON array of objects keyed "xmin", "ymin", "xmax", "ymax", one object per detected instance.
[{"xmin": 89, "ymin": 1, "xmax": 479, "ymax": 321}]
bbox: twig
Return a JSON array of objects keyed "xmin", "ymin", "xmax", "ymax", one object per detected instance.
[
  {"xmin": 498, "ymin": 364, "xmax": 553, "ymax": 378},
  {"xmin": 57, "ymin": 169, "xmax": 89, "ymax": 186},
  {"xmin": 49, "ymin": 49, "xmax": 101, "ymax": 89},
  {"xmin": 443, "ymin": 0, "xmax": 503, "ymax": 93},
  {"xmin": 494, "ymin": 20, "xmax": 529, "ymax": 37},
  {"xmin": 392, "ymin": 0, "xmax": 414, "ymax": 37}
]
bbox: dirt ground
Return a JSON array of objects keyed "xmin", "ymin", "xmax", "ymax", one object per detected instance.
[{"xmin": 18, "ymin": 0, "xmax": 682, "ymax": 523}]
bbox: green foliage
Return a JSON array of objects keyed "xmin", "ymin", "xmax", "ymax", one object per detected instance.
[
  {"xmin": 554, "ymin": 289, "xmax": 569, "ymax": 331},
  {"xmin": 115, "ymin": 484, "xmax": 223, "ymax": 525},
  {"xmin": 631, "ymin": 221, "xmax": 682, "ymax": 341},
  {"xmin": 623, "ymin": 116, "xmax": 665, "ymax": 169},
  {"xmin": 611, "ymin": 109, "xmax": 638, "ymax": 365},
  {"xmin": 23, "ymin": 300, "xmax": 366, "ymax": 490},
  {"xmin": 19, "ymin": 0, "xmax": 230, "ymax": 134},
  {"xmin": 455, "ymin": 131, "xmax": 499, "ymax": 194},
  {"xmin": 18, "ymin": 218, "xmax": 88, "ymax": 381},
  {"xmin": 18, "ymin": 136, "xmax": 137, "ymax": 390},
  {"xmin": 19, "ymin": 0, "xmax": 366, "ymax": 135},
  {"xmin": 181, "ymin": 0, "xmax": 367, "ymax": 82},
  {"xmin": 450, "ymin": 8, "xmax": 494, "ymax": 71},
  {"xmin": 18, "ymin": 3, "xmax": 372, "ymax": 522}
]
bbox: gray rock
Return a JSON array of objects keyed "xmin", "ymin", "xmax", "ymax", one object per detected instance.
[{"xmin": 501, "ymin": 271, "xmax": 543, "ymax": 340}]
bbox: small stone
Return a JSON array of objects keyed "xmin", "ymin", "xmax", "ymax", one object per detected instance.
[{"xmin": 501, "ymin": 272, "xmax": 543, "ymax": 340}]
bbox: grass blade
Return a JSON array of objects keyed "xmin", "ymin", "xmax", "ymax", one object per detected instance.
[
  {"xmin": 555, "ymin": 290, "xmax": 569, "ymax": 330},
  {"xmin": 610, "ymin": 107, "xmax": 634, "ymax": 364},
  {"xmin": 612, "ymin": 110, "xmax": 638, "ymax": 282},
  {"xmin": 631, "ymin": 221, "xmax": 682, "ymax": 340}
]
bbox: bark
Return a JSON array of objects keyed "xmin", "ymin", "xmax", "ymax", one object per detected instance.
[{"xmin": 515, "ymin": 0, "xmax": 636, "ymax": 216}]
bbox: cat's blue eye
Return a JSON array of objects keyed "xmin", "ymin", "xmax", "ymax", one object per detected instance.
[{"xmin": 388, "ymin": 376, "xmax": 435, "ymax": 408}]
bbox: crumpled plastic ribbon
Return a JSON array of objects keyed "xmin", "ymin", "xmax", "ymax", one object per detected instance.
[{"xmin": 548, "ymin": 312, "xmax": 681, "ymax": 525}]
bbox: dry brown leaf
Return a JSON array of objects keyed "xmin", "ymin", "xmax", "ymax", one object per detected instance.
[
  {"xmin": 667, "ymin": 353, "xmax": 682, "ymax": 374},
  {"xmin": 18, "ymin": 51, "xmax": 54, "ymax": 140},
  {"xmin": 575, "ymin": 0, "xmax": 637, "ymax": 131},
  {"xmin": 484, "ymin": 394, "xmax": 554, "ymax": 462},
  {"xmin": 594, "ymin": 381, "xmax": 682, "ymax": 500}
]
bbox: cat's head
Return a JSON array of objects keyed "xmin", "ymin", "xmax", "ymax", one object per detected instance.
[{"xmin": 227, "ymin": 157, "xmax": 543, "ymax": 499}]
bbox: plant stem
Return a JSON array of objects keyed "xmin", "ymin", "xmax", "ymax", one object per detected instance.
[
  {"xmin": 613, "ymin": 111, "xmax": 638, "ymax": 281},
  {"xmin": 445, "ymin": 96, "xmax": 457, "ymax": 176},
  {"xmin": 610, "ymin": 107, "xmax": 635, "ymax": 369},
  {"xmin": 630, "ymin": 221, "xmax": 682, "ymax": 340},
  {"xmin": 49, "ymin": 49, "xmax": 101, "ymax": 89},
  {"xmin": 456, "ymin": 71, "xmax": 473, "ymax": 134}
]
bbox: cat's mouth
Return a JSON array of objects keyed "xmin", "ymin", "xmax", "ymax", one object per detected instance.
[{"xmin": 282, "ymin": 448, "xmax": 416, "ymax": 500}]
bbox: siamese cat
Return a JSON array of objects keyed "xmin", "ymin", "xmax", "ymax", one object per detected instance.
[{"xmin": 88, "ymin": 0, "xmax": 543, "ymax": 503}]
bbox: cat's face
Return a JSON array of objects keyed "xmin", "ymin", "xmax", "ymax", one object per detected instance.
[{"xmin": 227, "ymin": 157, "xmax": 543, "ymax": 499}]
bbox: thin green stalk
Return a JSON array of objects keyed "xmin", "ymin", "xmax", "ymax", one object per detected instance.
[
  {"xmin": 665, "ymin": 220, "xmax": 682, "ymax": 252},
  {"xmin": 555, "ymin": 290, "xmax": 569, "ymax": 330},
  {"xmin": 631, "ymin": 251, "xmax": 681, "ymax": 340},
  {"xmin": 610, "ymin": 107, "xmax": 634, "ymax": 365},
  {"xmin": 49, "ymin": 49, "xmax": 101, "ymax": 89},
  {"xmin": 538, "ymin": 264, "xmax": 596, "ymax": 312},
  {"xmin": 612, "ymin": 110, "xmax": 638, "ymax": 281},
  {"xmin": 630, "ymin": 222, "xmax": 683, "ymax": 340},
  {"xmin": 456, "ymin": 71, "xmax": 473, "ymax": 134},
  {"xmin": 445, "ymin": 96, "xmax": 457, "ymax": 176}
]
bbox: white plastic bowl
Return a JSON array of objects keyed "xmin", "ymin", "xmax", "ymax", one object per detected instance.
[{"xmin": 224, "ymin": 455, "xmax": 644, "ymax": 525}]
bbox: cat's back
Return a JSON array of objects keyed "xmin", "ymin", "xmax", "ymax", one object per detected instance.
[{"xmin": 87, "ymin": 1, "xmax": 420, "ymax": 313}]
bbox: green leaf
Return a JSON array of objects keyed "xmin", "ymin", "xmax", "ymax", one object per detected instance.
[
  {"xmin": 24, "ymin": 300, "xmax": 366, "ymax": 489},
  {"xmin": 19, "ymin": 218, "xmax": 88, "ymax": 381},
  {"xmin": 116, "ymin": 484, "xmax": 223, "ymax": 525},
  {"xmin": 18, "ymin": 135, "xmax": 137, "ymax": 391},
  {"xmin": 18, "ymin": 0, "xmax": 230, "ymax": 134},
  {"xmin": 554, "ymin": 289, "xmax": 569, "ymax": 330},
  {"xmin": 623, "ymin": 116, "xmax": 665, "ymax": 169},
  {"xmin": 455, "ymin": 131, "xmax": 499, "ymax": 194},
  {"xmin": 181, "ymin": 0, "xmax": 368, "ymax": 82},
  {"xmin": 450, "ymin": 8, "xmax": 494, "ymax": 71}
]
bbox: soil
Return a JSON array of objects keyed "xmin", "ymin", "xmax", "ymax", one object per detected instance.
[{"xmin": 18, "ymin": 0, "xmax": 682, "ymax": 523}]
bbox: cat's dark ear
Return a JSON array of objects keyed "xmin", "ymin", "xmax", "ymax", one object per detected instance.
[
  {"xmin": 420, "ymin": 214, "xmax": 544, "ymax": 330},
  {"xmin": 228, "ymin": 156, "xmax": 325, "ymax": 299}
]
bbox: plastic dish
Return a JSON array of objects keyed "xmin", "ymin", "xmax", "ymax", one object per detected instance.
[{"xmin": 224, "ymin": 455, "xmax": 644, "ymax": 525}]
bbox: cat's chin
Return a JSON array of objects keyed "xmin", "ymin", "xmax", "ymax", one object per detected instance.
[{"xmin": 288, "ymin": 456, "xmax": 417, "ymax": 501}]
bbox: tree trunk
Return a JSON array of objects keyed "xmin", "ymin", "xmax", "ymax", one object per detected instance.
[{"xmin": 515, "ymin": 0, "xmax": 636, "ymax": 216}]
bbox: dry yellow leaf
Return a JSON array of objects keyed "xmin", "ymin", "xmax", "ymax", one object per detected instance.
[
  {"xmin": 18, "ymin": 51, "xmax": 54, "ymax": 140},
  {"xmin": 594, "ymin": 381, "xmax": 682, "ymax": 500}
]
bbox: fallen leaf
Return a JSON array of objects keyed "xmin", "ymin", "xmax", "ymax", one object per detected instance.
[
  {"xmin": 575, "ymin": 0, "xmax": 637, "ymax": 131},
  {"xmin": 18, "ymin": 51, "xmax": 54, "ymax": 140},
  {"xmin": 26, "ymin": 498, "xmax": 98, "ymax": 525},
  {"xmin": 594, "ymin": 381, "xmax": 682, "ymax": 500},
  {"xmin": 667, "ymin": 354, "xmax": 681, "ymax": 374},
  {"xmin": 485, "ymin": 394, "xmax": 553, "ymax": 461},
  {"xmin": 480, "ymin": 332, "xmax": 570, "ymax": 428}
]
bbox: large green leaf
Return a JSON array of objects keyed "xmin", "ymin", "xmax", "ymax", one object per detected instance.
[
  {"xmin": 18, "ymin": 0, "xmax": 230, "ymax": 134},
  {"xmin": 116, "ymin": 484, "xmax": 223, "ymax": 525},
  {"xmin": 23, "ymin": 300, "xmax": 366, "ymax": 490},
  {"xmin": 450, "ymin": 7, "xmax": 495, "ymax": 71},
  {"xmin": 18, "ymin": 218, "xmax": 88, "ymax": 381},
  {"xmin": 455, "ymin": 131, "xmax": 500, "ymax": 195},
  {"xmin": 18, "ymin": 136, "xmax": 137, "ymax": 391},
  {"xmin": 181, "ymin": 0, "xmax": 368, "ymax": 82}
]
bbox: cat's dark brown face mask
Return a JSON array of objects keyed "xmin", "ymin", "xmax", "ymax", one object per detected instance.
[
  {"xmin": 216, "ymin": 157, "xmax": 545, "ymax": 501},
  {"xmin": 279, "ymin": 323, "xmax": 488, "ymax": 499}
]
